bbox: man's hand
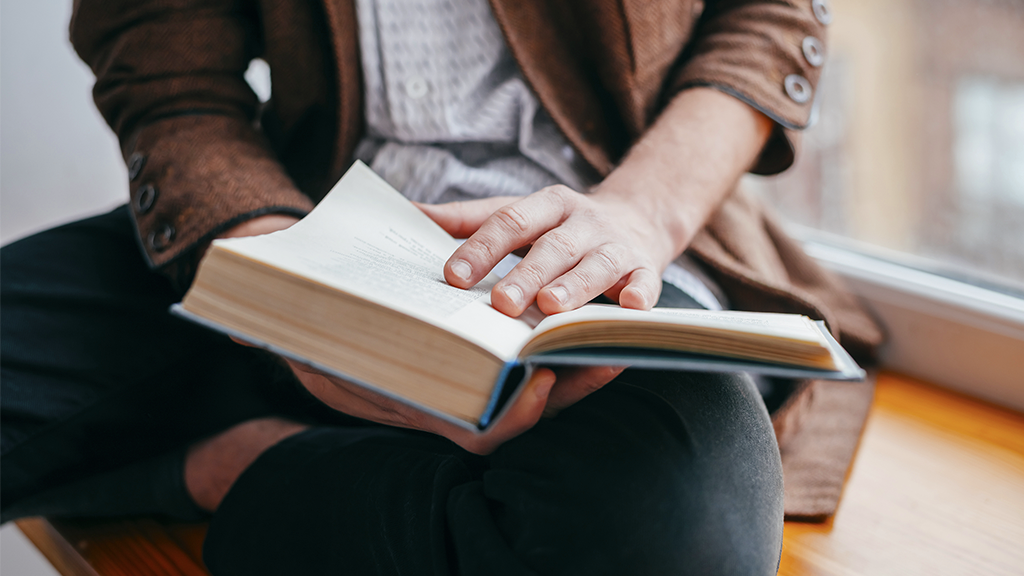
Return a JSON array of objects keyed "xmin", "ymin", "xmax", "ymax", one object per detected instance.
[
  {"xmin": 285, "ymin": 359, "xmax": 558, "ymax": 455},
  {"xmin": 420, "ymin": 88, "xmax": 773, "ymax": 321},
  {"xmin": 418, "ymin": 190, "xmax": 651, "ymax": 420},
  {"xmin": 417, "ymin": 87, "xmax": 773, "ymax": 417},
  {"xmin": 417, "ymin": 187, "xmax": 677, "ymax": 317},
  {"xmin": 214, "ymin": 213, "xmax": 564, "ymax": 455},
  {"xmin": 216, "ymin": 214, "xmax": 302, "ymax": 240},
  {"xmin": 213, "ymin": 88, "xmax": 772, "ymax": 453}
]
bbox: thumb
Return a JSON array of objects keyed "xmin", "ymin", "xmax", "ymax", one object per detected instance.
[{"xmin": 415, "ymin": 197, "xmax": 519, "ymax": 238}]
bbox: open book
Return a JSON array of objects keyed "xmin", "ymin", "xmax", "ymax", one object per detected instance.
[{"xmin": 173, "ymin": 162, "xmax": 864, "ymax": 430}]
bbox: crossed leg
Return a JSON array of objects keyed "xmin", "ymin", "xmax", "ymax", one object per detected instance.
[{"xmin": 1, "ymin": 207, "xmax": 783, "ymax": 575}]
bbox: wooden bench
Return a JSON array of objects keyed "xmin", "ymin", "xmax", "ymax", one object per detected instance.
[
  {"xmin": 16, "ymin": 518, "xmax": 208, "ymax": 576},
  {"xmin": 18, "ymin": 372, "xmax": 1024, "ymax": 575}
]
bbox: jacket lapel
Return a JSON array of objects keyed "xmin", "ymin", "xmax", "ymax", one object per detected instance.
[
  {"xmin": 488, "ymin": 0, "xmax": 619, "ymax": 176},
  {"xmin": 321, "ymin": 0, "xmax": 365, "ymax": 187}
]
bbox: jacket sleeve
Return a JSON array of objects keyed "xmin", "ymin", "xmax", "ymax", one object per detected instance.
[
  {"xmin": 70, "ymin": 0, "xmax": 315, "ymax": 282},
  {"xmin": 669, "ymin": 0, "xmax": 830, "ymax": 174}
]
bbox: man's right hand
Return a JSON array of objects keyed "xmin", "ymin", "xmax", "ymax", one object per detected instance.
[
  {"xmin": 217, "ymin": 213, "xmax": 624, "ymax": 453},
  {"xmin": 284, "ymin": 359, "xmax": 557, "ymax": 455},
  {"xmin": 216, "ymin": 214, "xmax": 302, "ymax": 240}
]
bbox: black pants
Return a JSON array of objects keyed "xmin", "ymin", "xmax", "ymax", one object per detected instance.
[{"xmin": 1, "ymin": 207, "xmax": 784, "ymax": 575}]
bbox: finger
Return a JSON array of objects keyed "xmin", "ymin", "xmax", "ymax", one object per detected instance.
[
  {"xmin": 545, "ymin": 366, "xmax": 626, "ymax": 415},
  {"xmin": 449, "ymin": 368, "xmax": 556, "ymax": 455},
  {"xmin": 491, "ymin": 223, "xmax": 593, "ymax": 316},
  {"xmin": 616, "ymin": 268, "xmax": 663, "ymax": 310},
  {"xmin": 601, "ymin": 275, "xmax": 631, "ymax": 303},
  {"xmin": 284, "ymin": 359, "xmax": 423, "ymax": 429},
  {"xmin": 532, "ymin": 243, "xmax": 631, "ymax": 314},
  {"xmin": 229, "ymin": 335, "xmax": 258, "ymax": 348},
  {"xmin": 444, "ymin": 188, "xmax": 573, "ymax": 289},
  {"xmin": 283, "ymin": 358, "xmax": 336, "ymax": 378},
  {"xmin": 287, "ymin": 366, "xmax": 390, "ymax": 422},
  {"xmin": 287, "ymin": 357, "xmax": 553, "ymax": 456},
  {"xmin": 414, "ymin": 197, "xmax": 518, "ymax": 238}
]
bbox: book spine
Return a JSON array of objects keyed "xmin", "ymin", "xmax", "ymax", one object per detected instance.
[
  {"xmin": 479, "ymin": 360, "xmax": 532, "ymax": 429},
  {"xmin": 170, "ymin": 303, "xmax": 503, "ymax": 433}
]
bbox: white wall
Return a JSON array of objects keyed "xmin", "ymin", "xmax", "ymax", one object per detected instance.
[
  {"xmin": 0, "ymin": 524, "xmax": 60, "ymax": 576},
  {"xmin": 0, "ymin": 2, "xmax": 122, "ymax": 572},
  {"xmin": 1, "ymin": 0, "xmax": 127, "ymax": 246}
]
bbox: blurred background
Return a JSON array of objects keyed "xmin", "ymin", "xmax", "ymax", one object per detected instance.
[
  {"xmin": 1, "ymin": 3, "xmax": 120, "ymax": 572},
  {"xmin": 0, "ymin": 1, "xmax": 126, "ymax": 247},
  {"xmin": 746, "ymin": 0, "xmax": 1024, "ymax": 295},
  {"xmin": 3, "ymin": 1, "xmax": 1023, "ymax": 291}
]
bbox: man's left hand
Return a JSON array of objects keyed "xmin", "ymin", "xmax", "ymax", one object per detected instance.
[
  {"xmin": 419, "ymin": 187, "xmax": 668, "ymax": 414},
  {"xmin": 417, "ymin": 185, "xmax": 676, "ymax": 317}
]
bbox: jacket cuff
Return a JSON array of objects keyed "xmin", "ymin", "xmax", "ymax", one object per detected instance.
[
  {"xmin": 123, "ymin": 114, "xmax": 315, "ymax": 276},
  {"xmin": 671, "ymin": 0, "xmax": 829, "ymax": 174}
]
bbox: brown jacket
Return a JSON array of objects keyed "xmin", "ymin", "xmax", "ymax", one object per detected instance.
[{"xmin": 70, "ymin": 0, "xmax": 884, "ymax": 519}]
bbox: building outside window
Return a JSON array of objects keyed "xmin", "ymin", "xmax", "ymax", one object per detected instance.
[{"xmin": 749, "ymin": 0, "xmax": 1024, "ymax": 296}]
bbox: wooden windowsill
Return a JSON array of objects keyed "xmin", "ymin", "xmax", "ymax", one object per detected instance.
[
  {"xmin": 779, "ymin": 371, "xmax": 1024, "ymax": 575},
  {"xmin": 18, "ymin": 371, "xmax": 1024, "ymax": 575}
]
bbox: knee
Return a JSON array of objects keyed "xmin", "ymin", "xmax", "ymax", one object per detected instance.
[{"xmin": 476, "ymin": 375, "xmax": 784, "ymax": 575}]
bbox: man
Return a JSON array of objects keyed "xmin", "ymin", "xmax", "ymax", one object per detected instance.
[{"xmin": 1, "ymin": 0, "xmax": 881, "ymax": 574}]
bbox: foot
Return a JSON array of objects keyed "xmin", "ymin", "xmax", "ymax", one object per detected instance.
[{"xmin": 185, "ymin": 417, "xmax": 309, "ymax": 512}]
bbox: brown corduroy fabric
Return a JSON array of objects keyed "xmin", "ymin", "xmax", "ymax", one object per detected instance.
[
  {"xmin": 70, "ymin": 0, "xmax": 884, "ymax": 519},
  {"xmin": 775, "ymin": 376, "xmax": 877, "ymax": 520}
]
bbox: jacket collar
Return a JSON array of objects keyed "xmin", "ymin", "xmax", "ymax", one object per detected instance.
[{"xmin": 487, "ymin": 0, "xmax": 617, "ymax": 176}]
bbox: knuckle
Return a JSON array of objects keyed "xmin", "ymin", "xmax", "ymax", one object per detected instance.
[
  {"xmin": 494, "ymin": 204, "xmax": 533, "ymax": 237},
  {"xmin": 541, "ymin": 185, "xmax": 578, "ymax": 210},
  {"xmin": 591, "ymin": 245, "xmax": 626, "ymax": 275},
  {"xmin": 460, "ymin": 226, "xmax": 511, "ymax": 264},
  {"xmin": 375, "ymin": 398, "xmax": 413, "ymax": 427},
  {"xmin": 546, "ymin": 184, "xmax": 573, "ymax": 197},
  {"xmin": 583, "ymin": 377, "xmax": 606, "ymax": 394},
  {"xmin": 536, "ymin": 229, "xmax": 580, "ymax": 260},
  {"xmin": 511, "ymin": 262, "xmax": 548, "ymax": 288},
  {"xmin": 468, "ymin": 236, "xmax": 502, "ymax": 264},
  {"xmin": 567, "ymin": 266, "xmax": 600, "ymax": 293}
]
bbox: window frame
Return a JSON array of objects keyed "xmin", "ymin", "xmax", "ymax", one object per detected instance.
[{"xmin": 795, "ymin": 229, "xmax": 1024, "ymax": 412}]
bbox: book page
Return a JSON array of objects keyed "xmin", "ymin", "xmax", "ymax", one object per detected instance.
[
  {"xmin": 215, "ymin": 161, "xmax": 534, "ymax": 361},
  {"xmin": 529, "ymin": 304, "xmax": 829, "ymax": 345}
]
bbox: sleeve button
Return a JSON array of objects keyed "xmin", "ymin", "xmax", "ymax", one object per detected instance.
[
  {"xmin": 127, "ymin": 153, "xmax": 146, "ymax": 182},
  {"xmin": 802, "ymin": 36, "xmax": 825, "ymax": 67},
  {"xmin": 134, "ymin": 184, "xmax": 158, "ymax": 214},
  {"xmin": 812, "ymin": 0, "xmax": 833, "ymax": 25},
  {"xmin": 148, "ymin": 223, "xmax": 176, "ymax": 252},
  {"xmin": 785, "ymin": 74, "xmax": 813, "ymax": 104}
]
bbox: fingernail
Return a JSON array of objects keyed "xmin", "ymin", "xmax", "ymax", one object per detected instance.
[
  {"xmin": 501, "ymin": 284, "xmax": 524, "ymax": 307},
  {"xmin": 450, "ymin": 260, "xmax": 472, "ymax": 281},
  {"xmin": 548, "ymin": 286, "xmax": 568, "ymax": 305},
  {"xmin": 634, "ymin": 291, "xmax": 647, "ymax": 309},
  {"xmin": 623, "ymin": 287, "xmax": 646, "ymax": 309}
]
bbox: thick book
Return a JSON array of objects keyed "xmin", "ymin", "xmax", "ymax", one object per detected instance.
[{"xmin": 173, "ymin": 162, "xmax": 864, "ymax": 430}]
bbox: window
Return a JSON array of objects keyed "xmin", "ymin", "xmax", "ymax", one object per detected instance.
[
  {"xmin": 745, "ymin": 0, "xmax": 1024, "ymax": 409},
  {"xmin": 750, "ymin": 0, "xmax": 1024, "ymax": 294}
]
